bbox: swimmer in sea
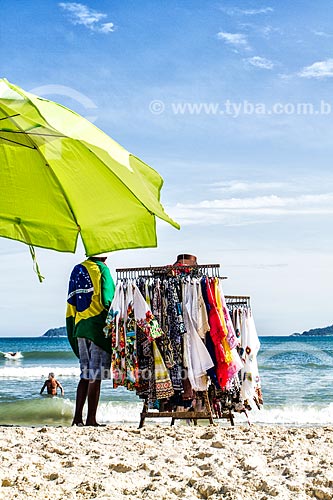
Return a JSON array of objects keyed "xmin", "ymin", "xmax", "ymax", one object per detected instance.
[
  {"xmin": 40, "ymin": 372, "xmax": 64, "ymax": 396},
  {"xmin": 1, "ymin": 352, "xmax": 21, "ymax": 360}
]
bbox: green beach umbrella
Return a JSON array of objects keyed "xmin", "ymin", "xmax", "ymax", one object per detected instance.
[{"xmin": 0, "ymin": 78, "xmax": 179, "ymax": 278}]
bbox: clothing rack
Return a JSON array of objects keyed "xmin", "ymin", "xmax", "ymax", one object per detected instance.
[
  {"xmin": 225, "ymin": 295, "xmax": 251, "ymax": 307},
  {"xmin": 113, "ymin": 265, "xmax": 247, "ymax": 428},
  {"xmin": 116, "ymin": 264, "xmax": 227, "ymax": 280},
  {"xmin": 115, "ymin": 263, "xmax": 229, "ymax": 427},
  {"xmin": 208, "ymin": 294, "xmax": 252, "ymax": 426}
]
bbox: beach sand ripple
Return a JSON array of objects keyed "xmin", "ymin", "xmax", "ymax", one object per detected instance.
[{"xmin": 0, "ymin": 424, "xmax": 333, "ymax": 499}]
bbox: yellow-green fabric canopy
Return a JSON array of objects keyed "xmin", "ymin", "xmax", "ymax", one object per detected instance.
[{"xmin": 0, "ymin": 78, "xmax": 179, "ymax": 258}]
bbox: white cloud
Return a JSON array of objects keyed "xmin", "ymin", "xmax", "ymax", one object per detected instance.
[
  {"xmin": 298, "ymin": 59, "xmax": 333, "ymax": 78},
  {"xmin": 210, "ymin": 181, "xmax": 284, "ymax": 193},
  {"xmin": 99, "ymin": 22, "xmax": 115, "ymax": 34},
  {"xmin": 223, "ymin": 7, "xmax": 273, "ymax": 16},
  {"xmin": 59, "ymin": 2, "xmax": 115, "ymax": 33},
  {"xmin": 187, "ymin": 193, "xmax": 333, "ymax": 210},
  {"xmin": 217, "ymin": 31, "xmax": 250, "ymax": 50},
  {"xmin": 261, "ymin": 25, "xmax": 281, "ymax": 37},
  {"xmin": 239, "ymin": 23, "xmax": 282, "ymax": 39},
  {"xmin": 168, "ymin": 193, "xmax": 333, "ymax": 225},
  {"xmin": 312, "ymin": 30, "xmax": 333, "ymax": 38},
  {"xmin": 246, "ymin": 56, "xmax": 274, "ymax": 69}
]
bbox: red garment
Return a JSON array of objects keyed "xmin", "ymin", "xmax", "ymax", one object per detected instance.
[{"xmin": 205, "ymin": 278, "xmax": 230, "ymax": 389}]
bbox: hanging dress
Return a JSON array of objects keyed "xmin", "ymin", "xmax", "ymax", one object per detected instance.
[
  {"xmin": 166, "ymin": 279, "xmax": 185, "ymax": 392},
  {"xmin": 240, "ymin": 309, "xmax": 261, "ymax": 407},
  {"xmin": 183, "ymin": 279, "xmax": 214, "ymax": 391},
  {"xmin": 203, "ymin": 277, "xmax": 231, "ymax": 388}
]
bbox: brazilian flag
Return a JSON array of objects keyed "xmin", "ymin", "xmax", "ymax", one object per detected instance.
[{"xmin": 66, "ymin": 259, "xmax": 115, "ymax": 357}]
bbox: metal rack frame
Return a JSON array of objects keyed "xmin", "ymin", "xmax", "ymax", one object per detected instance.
[{"xmin": 116, "ymin": 264, "xmax": 227, "ymax": 280}]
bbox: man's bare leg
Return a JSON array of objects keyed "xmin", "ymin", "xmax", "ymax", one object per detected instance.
[
  {"xmin": 72, "ymin": 379, "xmax": 89, "ymax": 426},
  {"xmin": 86, "ymin": 380, "xmax": 101, "ymax": 426}
]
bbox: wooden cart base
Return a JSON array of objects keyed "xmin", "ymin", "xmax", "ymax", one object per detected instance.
[
  {"xmin": 212, "ymin": 409, "xmax": 251, "ymax": 426},
  {"xmin": 138, "ymin": 391, "xmax": 235, "ymax": 428}
]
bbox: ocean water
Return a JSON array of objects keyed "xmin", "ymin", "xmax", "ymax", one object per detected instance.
[{"xmin": 0, "ymin": 336, "xmax": 332, "ymax": 427}]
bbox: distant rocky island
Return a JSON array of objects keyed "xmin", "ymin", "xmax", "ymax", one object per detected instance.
[
  {"xmin": 290, "ymin": 325, "xmax": 333, "ymax": 337},
  {"xmin": 41, "ymin": 327, "xmax": 67, "ymax": 338}
]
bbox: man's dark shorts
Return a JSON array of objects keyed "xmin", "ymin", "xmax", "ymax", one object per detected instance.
[{"xmin": 77, "ymin": 338, "xmax": 111, "ymax": 380}]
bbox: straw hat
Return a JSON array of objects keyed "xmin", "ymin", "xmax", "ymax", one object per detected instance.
[{"xmin": 174, "ymin": 254, "xmax": 197, "ymax": 265}]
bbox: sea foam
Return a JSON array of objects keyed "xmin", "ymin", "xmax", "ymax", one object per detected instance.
[{"xmin": 0, "ymin": 366, "xmax": 80, "ymax": 379}]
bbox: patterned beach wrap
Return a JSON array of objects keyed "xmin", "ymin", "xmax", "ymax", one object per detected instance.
[{"xmin": 152, "ymin": 341, "xmax": 174, "ymax": 400}]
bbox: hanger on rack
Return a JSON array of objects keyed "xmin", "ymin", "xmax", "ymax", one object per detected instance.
[
  {"xmin": 225, "ymin": 295, "xmax": 251, "ymax": 307},
  {"xmin": 116, "ymin": 264, "xmax": 227, "ymax": 281}
]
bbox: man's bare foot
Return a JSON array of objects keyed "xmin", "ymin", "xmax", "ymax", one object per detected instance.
[{"xmin": 72, "ymin": 420, "xmax": 84, "ymax": 427}]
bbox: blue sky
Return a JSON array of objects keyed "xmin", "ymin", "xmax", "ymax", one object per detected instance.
[{"xmin": 1, "ymin": 0, "xmax": 333, "ymax": 336}]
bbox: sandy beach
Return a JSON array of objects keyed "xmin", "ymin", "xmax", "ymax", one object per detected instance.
[{"xmin": 1, "ymin": 423, "xmax": 333, "ymax": 500}]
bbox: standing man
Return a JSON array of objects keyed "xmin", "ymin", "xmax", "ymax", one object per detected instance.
[{"xmin": 66, "ymin": 253, "xmax": 115, "ymax": 426}]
